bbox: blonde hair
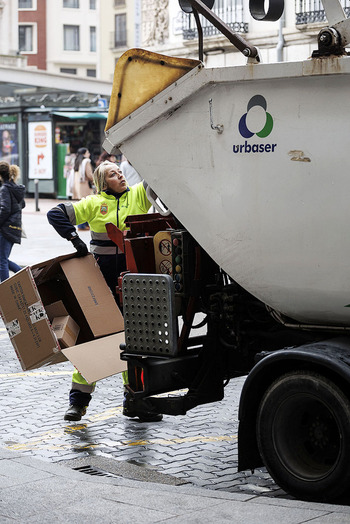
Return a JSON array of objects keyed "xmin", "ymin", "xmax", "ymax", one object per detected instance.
[
  {"xmin": 9, "ymin": 164, "xmax": 20, "ymax": 182},
  {"xmin": 0, "ymin": 161, "xmax": 20, "ymax": 182},
  {"xmin": 93, "ymin": 160, "xmax": 119, "ymax": 193}
]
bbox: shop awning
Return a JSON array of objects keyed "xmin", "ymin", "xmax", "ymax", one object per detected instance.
[{"xmin": 52, "ymin": 112, "xmax": 108, "ymax": 120}]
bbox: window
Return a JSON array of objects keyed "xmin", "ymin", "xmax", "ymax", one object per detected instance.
[
  {"xmin": 90, "ymin": 26, "xmax": 96, "ymax": 52},
  {"xmin": 89, "ymin": 0, "xmax": 96, "ymax": 8},
  {"xmin": 64, "ymin": 25, "xmax": 80, "ymax": 51},
  {"xmin": 19, "ymin": 25, "xmax": 33, "ymax": 52},
  {"xmin": 114, "ymin": 0, "xmax": 125, "ymax": 6},
  {"xmin": 87, "ymin": 69, "xmax": 96, "ymax": 77},
  {"xmin": 63, "ymin": 0, "xmax": 79, "ymax": 7},
  {"xmin": 182, "ymin": 0, "xmax": 247, "ymax": 39},
  {"xmin": 295, "ymin": 0, "xmax": 350, "ymax": 25},
  {"xmin": 18, "ymin": 0, "xmax": 33, "ymax": 7},
  {"xmin": 60, "ymin": 67, "xmax": 77, "ymax": 74},
  {"xmin": 115, "ymin": 13, "xmax": 126, "ymax": 47}
]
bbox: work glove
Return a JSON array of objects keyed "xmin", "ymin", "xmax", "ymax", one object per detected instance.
[{"xmin": 71, "ymin": 236, "xmax": 89, "ymax": 257}]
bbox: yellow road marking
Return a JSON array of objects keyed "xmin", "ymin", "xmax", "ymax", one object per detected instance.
[
  {"xmin": 3, "ymin": 403, "xmax": 237, "ymax": 452},
  {"xmin": 0, "ymin": 371, "xmax": 72, "ymax": 378},
  {"xmin": 0, "ymin": 357, "xmax": 230, "ymax": 453},
  {"xmin": 6, "ymin": 432, "xmax": 237, "ymax": 452}
]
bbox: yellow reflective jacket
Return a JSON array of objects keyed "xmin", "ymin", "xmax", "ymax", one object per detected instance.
[{"xmin": 63, "ymin": 183, "xmax": 151, "ymax": 255}]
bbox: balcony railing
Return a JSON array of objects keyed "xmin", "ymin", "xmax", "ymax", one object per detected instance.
[
  {"xmin": 182, "ymin": 0, "xmax": 248, "ymax": 40},
  {"xmin": 0, "ymin": 54, "xmax": 27, "ymax": 68},
  {"xmin": 296, "ymin": 0, "xmax": 350, "ymax": 25},
  {"xmin": 109, "ymin": 31, "xmax": 127, "ymax": 49}
]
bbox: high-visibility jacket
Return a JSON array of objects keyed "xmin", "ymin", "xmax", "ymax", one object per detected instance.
[
  {"xmin": 47, "ymin": 184, "xmax": 151, "ymax": 394},
  {"xmin": 47, "ymin": 183, "xmax": 151, "ymax": 255}
]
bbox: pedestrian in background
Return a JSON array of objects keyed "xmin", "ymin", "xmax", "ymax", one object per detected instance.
[
  {"xmin": 64, "ymin": 150, "xmax": 76, "ymax": 199},
  {"xmin": 73, "ymin": 147, "xmax": 93, "ymax": 200},
  {"xmin": 73, "ymin": 147, "xmax": 93, "ymax": 231},
  {"xmin": 95, "ymin": 150, "xmax": 117, "ymax": 167},
  {"xmin": 0, "ymin": 162, "xmax": 25, "ymax": 282}
]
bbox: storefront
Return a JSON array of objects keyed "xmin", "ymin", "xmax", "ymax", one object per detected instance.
[
  {"xmin": 0, "ymin": 67, "xmax": 112, "ymax": 198},
  {"xmin": 24, "ymin": 109, "xmax": 108, "ymax": 197}
]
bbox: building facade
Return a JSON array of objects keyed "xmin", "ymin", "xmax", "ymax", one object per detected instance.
[
  {"xmin": 46, "ymin": 0, "xmax": 100, "ymax": 78},
  {"xmin": 3, "ymin": 2, "xmax": 350, "ymax": 81},
  {"xmin": 105, "ymin": 1, "xmax": 350, "ymax": 70},
  {"xmin": 16, "ymin": 0, "xmax": 100, "ymax": 78},
  {"xmin": 0, "ymin": 1, "xmax": 349, "ymax": 196}
]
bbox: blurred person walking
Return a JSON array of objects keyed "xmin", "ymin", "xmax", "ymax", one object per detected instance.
[
  {"xmin": 73, "ymin": 147, "xmax": 93, "ymax": 230},
  {"xmin": 95, "ymin": 150, "xmax": 117, "ymax": 167},
  {"xmin": 73, "ymin": 147, "xmax": 93, "ymax": 200},
  {"xmin": 0, "ymin": 162, "xmax": 25, "ymax": 282}
]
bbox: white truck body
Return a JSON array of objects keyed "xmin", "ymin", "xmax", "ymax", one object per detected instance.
[{"xmin": 104, "ymin": 55, "xmax": 350, "ymax": 327}]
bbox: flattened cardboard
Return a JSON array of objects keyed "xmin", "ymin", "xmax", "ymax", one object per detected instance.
[
  {"xmin": 0, "ymin": 253, "xmax": 125, "ymax": 371},
  {"xmin": 62, "ymin": 332, "xmax": 127, "ymax": 383}
]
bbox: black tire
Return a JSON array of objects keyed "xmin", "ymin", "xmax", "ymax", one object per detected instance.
[{"xmin": 256, "ymin": 370, "xmax": 350, "ymax": 502}]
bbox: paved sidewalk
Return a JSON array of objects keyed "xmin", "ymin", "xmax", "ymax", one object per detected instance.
[
  {"xmin": 11, "ymin": 197, "xmax": 91, "ymax": 267},
  {"xmin": 2, "ymin": 447, "xmax": 350, "ymax": 523}
]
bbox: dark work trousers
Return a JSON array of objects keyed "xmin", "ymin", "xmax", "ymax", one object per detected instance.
[{"xmin": 94, "ymin": 252, "xmax": 126, "ymax": 305}]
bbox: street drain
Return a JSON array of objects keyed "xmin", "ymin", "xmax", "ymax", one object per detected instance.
[{"xmin": 73, "ymin": 465, "xmax": 120, "ymax": 478}]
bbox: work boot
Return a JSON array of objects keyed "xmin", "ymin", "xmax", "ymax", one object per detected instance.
[
  {"xmin": 64, "ymin": 404, "xmax": 86, "ymax": 421},
  {"xmin": 123, "ymin": 393, "xmax": 163, "ymax": 422}
]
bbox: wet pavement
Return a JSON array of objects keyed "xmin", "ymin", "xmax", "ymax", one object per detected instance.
[{"xmin": 0, "ymin": 321, "xmax": 284, "ymax": 498}]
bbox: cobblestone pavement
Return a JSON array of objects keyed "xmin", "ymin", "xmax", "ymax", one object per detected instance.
[
  {"xmin": 1, "ymin": 199, "xmax": 291, "ymax": 499},
  {"xmin": 0, "ymin": 320, "xmax": 290, "ymax": 500}
]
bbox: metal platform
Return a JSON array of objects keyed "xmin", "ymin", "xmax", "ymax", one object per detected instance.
[{"xmin": 122, "ymin": 273, "xmax": 178, "ymax": 357}]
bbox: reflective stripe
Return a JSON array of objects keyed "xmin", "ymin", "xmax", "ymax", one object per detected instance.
[
  {"xmin": 72, "ymin": 369, "xmax": 96, "ymax": 393},
  {"xmin": 62, "ymin": 202, "xmax": 77, "ymax": 224},
  {"xmin": 90, "ymin": 231, "xmax": 123, "ymax": 254},
  {"xmin": 90, "ymin": 244, "xmax": 117, "ymax": 255},
  {"xmin": 90, "ymin": 231, "xmax": 111, "ymax": 241},
  {"xmin": 71, "ymin": 381, "xmax": 95, "ymax": 393}
]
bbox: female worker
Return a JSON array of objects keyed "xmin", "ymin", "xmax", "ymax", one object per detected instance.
[{"xmin": 47, "ymin": 161, "xmax": 162, "ymax": 423}]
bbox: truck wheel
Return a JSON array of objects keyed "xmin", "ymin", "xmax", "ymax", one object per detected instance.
[{"xmin": 256, "ymin": 370, "xmax": 350, "ymax": 502}]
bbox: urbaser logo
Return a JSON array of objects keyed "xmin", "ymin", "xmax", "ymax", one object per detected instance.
[{"xmin": 233, "ymin": 95, "xmax": 277, "ymax": 154}]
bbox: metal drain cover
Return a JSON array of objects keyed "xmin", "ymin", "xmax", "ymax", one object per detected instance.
[
  {"xmin": 122, "ymin": 273, "xmax": 178, "ymax": 356},
  {"xmin": 73, "ymin": 465, "xmax": 120, "ymax": 478}
]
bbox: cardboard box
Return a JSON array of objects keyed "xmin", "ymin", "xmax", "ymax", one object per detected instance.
[
  {"xmin": 0, "ymin": 253, "xmax": 126, "ymax": 378},
  {"xmin": 51, "ymin": 315, "xmax": 80, "ymax": 349}
]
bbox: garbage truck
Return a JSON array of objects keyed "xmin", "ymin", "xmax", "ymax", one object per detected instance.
[{"xmin": 102, "ymin": 0, "xmax": 350, "ymax": 502}]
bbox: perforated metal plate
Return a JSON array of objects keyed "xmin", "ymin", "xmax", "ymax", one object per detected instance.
[{"xmin": 122, "ymin": 273, "xmax": 178, "ymax": 357}]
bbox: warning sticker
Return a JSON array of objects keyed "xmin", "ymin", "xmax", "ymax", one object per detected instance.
[
  {"xmin": 28, "ymin": 301, "xmax": 47, "ymax": 324},
  {"xmin": 159, "ymin": 260, "xmax": 172, "ymax": 275},
  {"xmin": 5, "ymin": 319, "xmax": 21, "ymax": 338},
  {"xmin": 159, "ymin": 239, "xmax": 172, "ymax": 256}
]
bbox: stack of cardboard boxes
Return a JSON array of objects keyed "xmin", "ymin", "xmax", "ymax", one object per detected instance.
[{"xmin": 0, "ymin": 253, "xmax": 127, "ymax": 383}]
